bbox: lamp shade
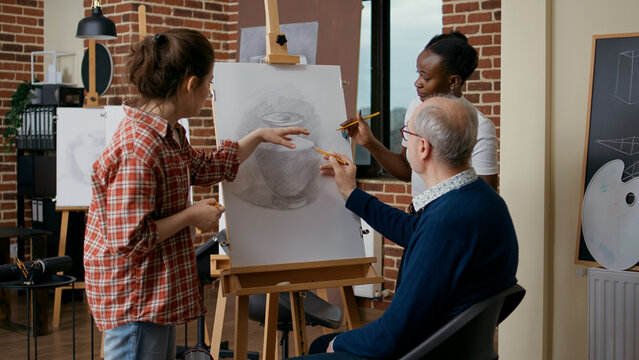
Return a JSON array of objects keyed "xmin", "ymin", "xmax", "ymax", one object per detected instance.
[{"xmin": 76, "ymin": 6, "xmax": 117, "ymax": 40}]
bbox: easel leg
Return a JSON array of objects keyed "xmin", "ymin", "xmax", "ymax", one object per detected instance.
[
  {"xmin": 262, "ymin": 293, "xmax": 279, "ymax": 360},
  {"xmin": 316, "ymin": 289, "xmax": 335, "ymax": 334},
  {"xmin": 52, "ymin": 210, "xmax": 69, "ymax": 328},
  {"xmin": 234, "ymin": 295, "xmax": 249, "ymax": 360},
  {"xmin": 210, "ymin": 282, "xmax": 227, "ymax": 359},
  {"xmin": 290, "ymin": 291, "xmax": 308, "ymax": 356},
  {"xmin": 340, "ymin": 286, "xmax": 361, "ymax": 330}
]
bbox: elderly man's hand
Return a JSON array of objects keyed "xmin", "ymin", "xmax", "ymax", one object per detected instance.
[{"xmin": 319, "ymin": 152, "xmax": 356, "ymax": 200}]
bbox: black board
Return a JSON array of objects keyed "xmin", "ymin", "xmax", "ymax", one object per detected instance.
[{"xmin": 577, "ymin": 33, "xmax": 639, "ymax": 269}]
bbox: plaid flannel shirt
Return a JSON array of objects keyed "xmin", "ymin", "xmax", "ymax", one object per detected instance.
[{"xmin": 84, "ymin": 105, "xmax": 239, "ymax": 331}]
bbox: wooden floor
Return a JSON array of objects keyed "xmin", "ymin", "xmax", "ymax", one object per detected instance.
[{"xmin": 0, "ymin": 282, "xmax": 339, "ymax": 359}]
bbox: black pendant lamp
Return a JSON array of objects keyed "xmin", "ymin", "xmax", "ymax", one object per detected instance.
[{"xmin": 76, "ymin": 0, "xmax": 117, "ymax": 40}]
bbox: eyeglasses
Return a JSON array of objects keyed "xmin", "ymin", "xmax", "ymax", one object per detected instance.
[
  {"xmin": 209, "ymin": 82, "xmax": 216, "ymax": 101},
  {"xmin": 400, "ymin": 126, "xmax": 422, "ymax": 141}
]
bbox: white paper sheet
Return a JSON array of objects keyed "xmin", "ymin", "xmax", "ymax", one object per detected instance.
[{"xmin": 213, "ymin": 63, "xmax": 365, "ymax": 267}]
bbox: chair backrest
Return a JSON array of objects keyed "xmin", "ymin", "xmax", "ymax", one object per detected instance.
[{"xmin": 399, "ymin": 283, "xmax": 526, "ymax": 360}]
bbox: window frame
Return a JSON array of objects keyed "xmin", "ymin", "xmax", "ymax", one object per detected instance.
[{"xmin": 356, "ymin": 0, "xmax": 391, "ymax": 178}]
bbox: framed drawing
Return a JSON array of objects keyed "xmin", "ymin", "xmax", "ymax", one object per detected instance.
[
  {"xmin": 576, "ymin": 33, "xmax": 639, "ymax": 271},
  {"xmin": 212, "ymin": 62, "xmax": 365, "ymax": 267}
]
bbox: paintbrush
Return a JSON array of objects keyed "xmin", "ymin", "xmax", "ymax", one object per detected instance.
[{"xmin": 336, "ymin": 112, "xmax": 381, "ymax": 131}]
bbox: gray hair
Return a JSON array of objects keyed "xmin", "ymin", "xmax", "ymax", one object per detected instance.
[{"xmin": 411, "ymin": 94, "xmax": 478, "ymax": 169}]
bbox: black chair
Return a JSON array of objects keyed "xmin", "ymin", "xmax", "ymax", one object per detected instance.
[
  {"xmin": 248, "ymin": 290, "xmax": 343, "ymax": 358},
  {"xmin": 399, "ymin": 283, "xmax": 526, "ymax": 360}
]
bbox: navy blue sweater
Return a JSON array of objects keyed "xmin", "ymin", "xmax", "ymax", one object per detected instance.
[{"xmin": 332, "ymin": 179, "xmax": 518, "ymax": 359}]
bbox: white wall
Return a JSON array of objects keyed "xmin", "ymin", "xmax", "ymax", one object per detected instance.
[
  {"xmin": 501, "ymin": 1, "xmax": 639, "ymax": 359},
  {"xmin": 43, "ymin": 0, "xmax": 84, "ymax": 85},
  {"xmin": 500, "ymin": 1, "xmax": 551, "ymax": 358}
]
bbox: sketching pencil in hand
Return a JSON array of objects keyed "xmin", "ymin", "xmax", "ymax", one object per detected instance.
[
  {"xmin": 313, "ymin": 147, "xmax": 347, "ymax": 165},
  {"xmin": 336, "ymin": 112, "xmax": 380, "ymax": 131}
]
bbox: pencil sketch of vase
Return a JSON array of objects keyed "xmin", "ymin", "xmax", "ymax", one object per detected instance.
[
  {"xmin": 67, "ymin": 131, "xmax": 104, "ymax": 184},
  {"xmin": 254, "ymin": 112, "xmax": 318, "ymax": 209},
  {"xmin": 227, "ymin": 83, "xmax": 322, "ymax": 209}
]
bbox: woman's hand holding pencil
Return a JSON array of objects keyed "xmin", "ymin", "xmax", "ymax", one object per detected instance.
[
  {"xmin": 338, "ymin": 111, "xmax": 378, "ymax": 147},
  {"xmin": 336, "ymin": 111, "xmax": 380, "ymax": 131}
]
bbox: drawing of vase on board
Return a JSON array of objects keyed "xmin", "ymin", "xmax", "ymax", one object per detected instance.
[
  {"xmin": 255, "ymin": 111, "xmax": 318, "ymax": 209},
  {"xmin": 229, "ymin": 84, "xmax": 322, "ymax": 210}
]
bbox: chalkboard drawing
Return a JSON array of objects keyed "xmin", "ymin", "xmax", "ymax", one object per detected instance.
[
  {"xmin": 596, "ymin": 137, "xmax": 639, "ymax": 180},
  {"xmin": 622, "ymin": 160, "xmax": 639, "ymax": 181},
  {"xmin": 582, "ymin": 159, "xmax": 639, "ymax": 270},
  {"xmin": 615, "ymin": 49, "xmax": 639, "ymax": 104},
  {"xmin": 596, "ymin": 136, "xmax": 639, "ymax": 155}
]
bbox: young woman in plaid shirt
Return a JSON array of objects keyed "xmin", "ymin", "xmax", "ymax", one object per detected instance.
[{"xmin": 83, "ymin": 29, "xmax": 309, "ymax": 360}]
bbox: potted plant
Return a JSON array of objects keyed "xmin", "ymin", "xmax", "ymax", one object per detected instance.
[{"xmin": 3, "ymin": 81, "xmax": 36, "ymax": 149}]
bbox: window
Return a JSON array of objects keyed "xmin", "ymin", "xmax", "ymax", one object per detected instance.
[{"xmin": 355, "ymin": 0, "xmax": 442, "ymax": 177}]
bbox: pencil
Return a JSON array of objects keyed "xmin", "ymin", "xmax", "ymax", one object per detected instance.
[
  {"xmin": 16, "ymin": 259, "xmax": 28, "ymax": 278},
  {"xmin": 336, "ymin": 112, "xmax": 381, "ymax": 131},
  {"xmin": 313, "ymin": 147, "xmax": 347, "ymax": 165}
]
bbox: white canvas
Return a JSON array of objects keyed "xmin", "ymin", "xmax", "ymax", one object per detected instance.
[
  {"xmin": 239, "ymin": 22, "xmax": 318, "ymax": 65},
  {"xmin": 56, "ymin": 106, "xmax": 189, "ymax": 208},
  {"xmin": 56, "ymin": 107, "xmax": 105, "ymax": 208},
  {"xmin": 212, "ymin": 62, "xmax": 365, "ymax": 267}
]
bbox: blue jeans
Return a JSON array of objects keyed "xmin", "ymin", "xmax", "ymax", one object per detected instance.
[{"xmin": 104, "ymin": 321, "xmax": 176, "ymax": 360}]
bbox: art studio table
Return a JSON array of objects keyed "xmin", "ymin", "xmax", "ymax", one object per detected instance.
[
  {"xmin": 0, "ymin": 227, "xmax": 52, "ymax": 334},
  {"xmin": 0, "ymin": 227, "xmax": 51, "ymax": 261},
  {"xmin": 0, "ymin": 275, "xmax": 76, "ymax": 360}
]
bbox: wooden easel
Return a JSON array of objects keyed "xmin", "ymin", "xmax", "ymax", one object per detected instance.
[
  {"xmin": 52, "ymin": 207, "xmax": 88, "ymax": 328},
  {"xmin": 210, "ymin": 257, "xmax": 382, "ymax": 360},
  {"xmin": 86, "ymin": 39, "xmax": 99, "ymax": 107},
  {"xmin": 209, "ymin": 1, "xmax": 383, "ymax": 359},
  {"xmin": 263, "ymin": 0, "xmax": 300, "ymax": 65}
]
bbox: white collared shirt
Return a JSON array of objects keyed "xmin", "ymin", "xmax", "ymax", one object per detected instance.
[{"xmin": 412, "ymin": 168, "xmax": 478, "ymax": 212}]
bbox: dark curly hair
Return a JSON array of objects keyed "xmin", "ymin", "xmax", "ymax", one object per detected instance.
[{"xmin": 424, "ymin": 31, "xmax": 478, "ymax": 84}]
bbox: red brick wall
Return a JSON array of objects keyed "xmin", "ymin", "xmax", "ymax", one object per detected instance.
[
  {"xmin": 444, "ymin": 0, "xmax": 501, "ymax": 145},
  {"xmin": 0, "ymin": 0, "xmax": 44, "ymax": 227},
  {"xmin": 0, "ymin": 1, "xmax": 500, "ymax": 292}
]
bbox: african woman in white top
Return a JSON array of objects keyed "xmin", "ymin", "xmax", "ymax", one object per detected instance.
[{"xmin": 343, "ymin": 31, "xmax": 498, "ymax": 193}]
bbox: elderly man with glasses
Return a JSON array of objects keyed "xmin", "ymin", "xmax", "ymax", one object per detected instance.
[{"xmin": 303, "ymin": 94, "xmax": 519, "ymax": 360}]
